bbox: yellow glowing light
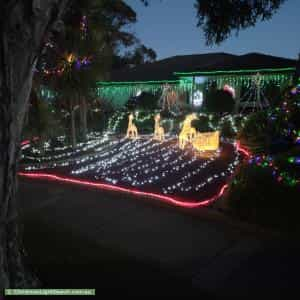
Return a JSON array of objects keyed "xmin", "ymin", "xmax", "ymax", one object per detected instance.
[
  {"xmin": 66, "ymin": 53, "xmax": 75, "ymax": 63},
  {"xmin": 153, "ymin": 114, "xmax": 165, "ymax": 141},
  {"xmin": 126, "ymin": 113, "xmax": 138, "ymax": 139},
  {"xmin": 178, "ymin": 113, "xmax": 198, "ymax": 149},
  {"xmin": 178, "ymin": 114, "xmax": 219, "ymax": 152},
  {"xmin": 193, "ymin": 131, "xmax": 220, "ymax": 151}
]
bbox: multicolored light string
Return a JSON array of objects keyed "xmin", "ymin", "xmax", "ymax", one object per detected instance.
[
  {"xmin": 80, "ymin": 15, "xmax": 88, "ymax": 39},
  {"xmin": 288, "ymin": 156, "xmax": 300, "ymax": 165},
  {"xmin": 248, "ymin": 154, "xmax": 299, "ymax": 187}
]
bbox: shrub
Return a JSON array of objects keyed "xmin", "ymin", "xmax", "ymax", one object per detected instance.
[
  {"xmin": 191, "ymin": 115, "xmax": 214, "ymax": 132},
  {"xmin": 220, "ymin": 119, "xmax": 236, "ymax": 139},
  {"xmin": 226, "ymin": 164, "xmax": 300, "ymax": 232},
  {"xmin": 135, "ymin": 111, "xmax": 155, "ymax": 134},
  {"xmin": 264, "ymin": 83, "xmax": 282, "ymax": 108},
  {"xmin": 237, "ymin": 111, "xmax": 270, "ymax": 153},
  {"xmin": 126, "ymin": 92, "xmax": 159, "ymax": 111},
  {"xmin": 238, "ymin": 93, "xmax": 300, "ymax": 154}
]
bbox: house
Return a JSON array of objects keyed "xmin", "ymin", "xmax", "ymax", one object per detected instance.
[{"xmin": 96, "ymin": 52, "xmax": 296, "ymax": 111}]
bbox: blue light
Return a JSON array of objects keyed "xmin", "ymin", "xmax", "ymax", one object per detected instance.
[{"xmin": 195, "ymin": 76, "xmax": 206, "ymax": 85}]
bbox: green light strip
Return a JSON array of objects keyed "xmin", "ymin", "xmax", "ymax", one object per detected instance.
[
  {"xmin": 174, "ymin": 67, "xmax": 295, "ymax": 76},
  {"xmin": 97, "ymin": 80, "xmax": 180, "ymax": 86},
  {"xmin": 96, "ymin": 80, "xmax": 192, "ymax": 107}
]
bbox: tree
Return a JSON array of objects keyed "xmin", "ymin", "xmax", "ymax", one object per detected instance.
[
  {"xmin": 113, "ymin": 45, "xmax": 157, "ymax": 69},
  {"xmin": 23, "ymin": 87, "xmax": 63, "ymax": 145},
  {"xmin": 0, "ymin": 1, "xmax": 68, "ymax": 289},
  {"xmin": 296, "ymin": 53, "xmax": 300, "ymax": 79},
  {"xmin": 1, "ymin": 0, "xmax": 152, "ymax": 288},
  {"xmin": 39, "ymin": 0, "xmax": 150, "ymax": 142},
  {"xmin": 195, "ymin": 0, "xmax": 286, "ymax": 45}
]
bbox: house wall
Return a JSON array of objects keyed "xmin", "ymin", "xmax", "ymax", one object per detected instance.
[
  {"xmin": 186, "ymin": 71, "xmax": 294, "ymax": 111},
  {"xmin": 96, "ymin": 80, "xmax": 192, "ymax": 108},
  {"xmin": 97, "ymin": 70, "xmax": 294, "ymax": 110}
]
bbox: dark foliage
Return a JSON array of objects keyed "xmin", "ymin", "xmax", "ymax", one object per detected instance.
[
  {"xmin": 239, "ymin": 92, "xmax": 300, "ymax": 154},
  {"xmin": 220, "ymin": 120, "xmax": 236, "ymax": 139},
  {"xmin": 264, "ymin": 83, "xmax": 283, "ymax": 108},
  {"xmin": 23, "ymin": 89, "xmax": 64, "ymax": 141},
  {"xmin": 113, "ymin": 45, "xmax": 157, "ymax": 69},
  {"xmin": 226, "ymin": 164, "xmax": 300, "ymax": 232},
  {"xmin": 238, "ymin": 111, "xmax": 271, "ymax": 153},
  {"xmin": 204, "ymin": 89, "xmax": 235, "ymax": 113},
  {"xmin": 126, "ymin": 92, "xmax": 159, "ymax": 111},
  {"xmin": 192, "ymin": 115, "xmax": 212, "ymax": 132},
  {"xmin": 195, "ymin": 0, "xmax": 286, "ymax": 45}
]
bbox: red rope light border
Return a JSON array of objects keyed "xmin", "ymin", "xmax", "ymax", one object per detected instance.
[
  {"xmin": 18, "ymin": 172, "xmax": 229, "ymax": 208},
  {"xmin": 18, "ymin": 140, "xmax": 250, "ymax": 208}
]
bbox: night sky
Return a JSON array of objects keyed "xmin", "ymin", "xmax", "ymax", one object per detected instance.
[{"xmin": 125, "ymin": 0, "xmax": 300, "ymax": 60}]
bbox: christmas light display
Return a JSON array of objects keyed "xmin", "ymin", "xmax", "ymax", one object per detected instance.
[
  {"xmin": 107, "ymin": 111, "xmax": 243, "ymax": 136},
  {"xmin": 18, "ymin": 172, "xmax": 229, "ymax": 208},
  {"xmin": 223, "ymin": 84, "xmax": 236, "ymax": 98},
  {"xmin": 19, "ymin": 136, "xmax": 244, "ymax": 206},
  {"xmin": 96, "ymin": 79, "xmax": 192, "ymax": 107},
  {"xmin": 126, "ymin": 113, "xmax": 138, "ymax": 139},
  {"xmin": 178, "ymin": 114, "xmax": 220, "ymax": 152},
  {"xmin": 248, "ymin": 154, "xmax": 299, "ymax": 187},
  {"xmin": 97, "ymin": 68, "xmax": 292, "ymax": 109},
  {"xmin": 22, "ymin": 136, "xmax": 109, "ymax": 163},
  {"xmin": 192, "ymin": 90, "xmax": 204, "ymax": 107},
  {"xmin": 107, "ymin": 111, "xmax": 128, "ymax": 133},
  {"xmin": 288, "ymin": 156, "xmax": 300, "ymax": 165},
  {"xmin": 40, "ymin": 14, "xmax": 92, "ymax": 77},
  {"xmin": 174, "ymin": 67, "xmax": 295, "ymax": 76},
  {"xmin": 159, "ymin": 83, "xmax": 181, "ymax": 112},
  {"xmin": 179, "ymin": 114, "xmax": 198, "ymax": 149},
  {"xmin": 177, "ymin": 69, "xmax": 293, "ymax": 101},
  {"xmin": 193, "ymin": 131, "xmax": 220, "ymax": 152},
  {"xmin": 80, "ymin": 15, "xmax": 88, "ymax": 38},
  {"xmin": 240, "ymin": 72, "xmax": 271, "ymax": 112},
  {"xmin": 153, "ymin": 114, "xmax": 165, "ymax": 141},
  {"xmin": 236, "ymin": 141, "xmax": 251, "ymax": 158}
]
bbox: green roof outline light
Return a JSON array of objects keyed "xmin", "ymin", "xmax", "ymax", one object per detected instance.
[
  {"xmin": 97, "ymin": 80, "xmax": 180, "ymax": 86},
  {"xmin": 174, "ymin": 67, "xmax": 296, "ymax": 77}
]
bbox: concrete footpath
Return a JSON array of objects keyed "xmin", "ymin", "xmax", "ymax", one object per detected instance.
[{"xmin": 18, "ymin": 178, "xmax": 300, "ymax": 298}]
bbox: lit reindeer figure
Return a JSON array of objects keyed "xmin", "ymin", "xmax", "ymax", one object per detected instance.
[
  {"xmin": 178, "ymin": 113, "xmax": 197, "ymax": 149},
  {"xmin": 126, "ymin": 113, "xmax": 138, "ymax": 139},
  {"xmin": 153, "ymin": 113, "xmax": 165, "ymax": 141}
]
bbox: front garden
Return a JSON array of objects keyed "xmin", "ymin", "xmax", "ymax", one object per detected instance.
[{"xmin": 20, "ymin": 80, "xmax": 300, "ymax": 232}]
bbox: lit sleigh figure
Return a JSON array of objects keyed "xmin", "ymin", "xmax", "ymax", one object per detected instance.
[{"xmin": 178, "ymin": 114, "xmax": 220, "ymax": 152}]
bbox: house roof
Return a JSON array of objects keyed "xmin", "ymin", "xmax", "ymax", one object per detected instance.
[{"xmin": 106, "ymin": 52, "xmax": 296, "ymax": 83}]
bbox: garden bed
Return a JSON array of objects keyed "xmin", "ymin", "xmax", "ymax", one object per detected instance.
[{"xmin": 19, "ymin": 136, "xmax": 243, "ymax": 207}]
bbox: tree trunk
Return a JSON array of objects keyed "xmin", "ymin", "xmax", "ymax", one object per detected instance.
[
  {"xmin": 0, "ymin": 0, "xmax": 68, "ymax": 290},
  {"xmin": 79, "ymin": 96, "xmax": 88, "ymax": 141},
  {"xmin": 70, "ymin": 100, "xmax": 77, "ymax": 149}
]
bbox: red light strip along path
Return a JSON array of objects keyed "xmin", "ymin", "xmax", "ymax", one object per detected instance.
[{"xmin": 18, "ymin": 141, "xmax": 251, "ymax": 209}]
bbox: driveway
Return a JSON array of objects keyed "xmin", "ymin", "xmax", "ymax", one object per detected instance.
[{"xmin": 18, "ymin": 178, "xmax": 300, "ymax": 298}]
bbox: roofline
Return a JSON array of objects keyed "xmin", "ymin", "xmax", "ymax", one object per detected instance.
[
  {"xmin": 97, "ymin": 79, "xmax": 180, "ymax": 86},
  {"xmin": 97, "ymin": 67, "xmax": 296, "ymax": 86},
  {"xmin": 174, "ymin": 67, "xmax": 296, "ymax": 76}
]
